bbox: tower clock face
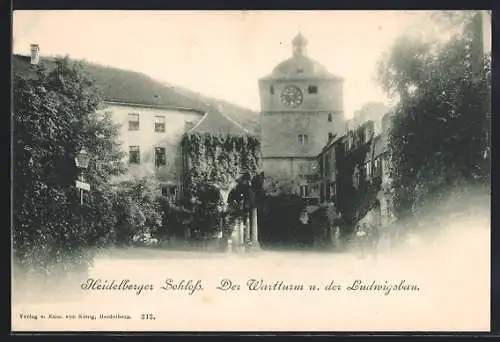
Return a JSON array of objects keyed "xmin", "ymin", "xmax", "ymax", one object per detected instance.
[{"xmin": 280, "ymin": 85, "xmax": 303, "ymax": 108}]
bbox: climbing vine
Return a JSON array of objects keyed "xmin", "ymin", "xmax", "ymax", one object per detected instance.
[
  {"xmin": 335, "ymin": 126, "xmax": 382, "ymax": 237},
  {"xmin": 181, "ymin": 133, "xmax": 261, "ymax": 195}
]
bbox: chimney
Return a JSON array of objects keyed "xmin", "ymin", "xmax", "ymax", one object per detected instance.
[
  {"xmin": 185, "ymin": 121, "xmax": 195, "ymax": 132},
  {"xmin": 30, "ymin": 44, "xmax": 40, "ymax": 65}
]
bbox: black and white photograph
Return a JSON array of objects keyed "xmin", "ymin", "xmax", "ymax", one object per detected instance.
[{"xmin": 11, "ymin": 10, "xmax": 491, "ymax": 332}]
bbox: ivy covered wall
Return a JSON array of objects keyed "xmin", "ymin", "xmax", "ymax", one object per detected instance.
[
  {"xmin": 181, "ymin": 133, "xmax": 262, "ymax": 195},
  {"xmin": 332, "ymin": 122, "xmax": 382, "ymax": 237}
]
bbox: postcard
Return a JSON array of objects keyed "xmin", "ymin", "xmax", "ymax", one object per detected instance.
[{"xmin": 11, "ymin": 10, "xmax": 491, "ymax": 332}]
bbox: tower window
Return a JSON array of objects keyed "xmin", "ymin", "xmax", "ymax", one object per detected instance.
[
  {"xmin": 297, "ymin": 68, "xmax": 304, "ymax": 74},
  {"xmin": 328, "ymin": 113, "xmax": 333, "ymax": 122},
  {"xmin": 298, "ymin": 134, "xmax": 309, "ymax": 145},
  {"xmin": 129, "ymin": 146, "xmax": 140, "ymax": 164},
  {"xmin": 308, "ymin": 85, "xmax": 318, "ymax": 94},
  {"xmin": 270, "ymin": 86, "xmax": 275, "ymax": 95}
]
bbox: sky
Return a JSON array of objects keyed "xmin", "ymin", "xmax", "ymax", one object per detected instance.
[{"xmin": 12, "ymin": 10, "xmax": 486, "ymax": 118}]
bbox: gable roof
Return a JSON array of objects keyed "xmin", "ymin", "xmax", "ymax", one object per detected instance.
[
  {"xmin": 12, "ymin": 54, "xmax": 260, "ymax": 135},
  {"xmin": 187, "ymin": 107, "xmax": 251, "ymax": 136},
  {"xmin": 374, "ymin": 134, "xmax": 388, "ymax": 158}
]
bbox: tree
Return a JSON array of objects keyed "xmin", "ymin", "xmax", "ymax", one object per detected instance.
[
  {"xmin": 113, "ymin": 171, "xmax": 163, "ymax": 246},
  {"xmin": 13, "ymin": 56, "xmax": 125, "ymax": 286},
  {"xmin": 377, "ymin": 12, "xmax": 491, "ymax": 220}
]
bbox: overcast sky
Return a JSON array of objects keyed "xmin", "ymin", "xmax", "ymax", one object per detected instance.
[{"xmin": 12, "ymin": 10, "xmax": 476, "ymax": 117}]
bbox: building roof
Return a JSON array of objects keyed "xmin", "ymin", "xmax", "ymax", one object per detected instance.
[
  {"xmin": 187, "ymin": 106, "xmax": 252, "ymax": 136},
  {"xmin": 319, "ymin": 131, "xmax": 345, "ymax": 156},
  {"xmin": 12, "ymin": 54, "xmax": 260, "ymax": 135},
  {"xmin": 261, "ymin": 34, "xmax": 343, "ymax": 81},
  {"xmin": 373, "ymin": 135, "xmax": 386, "ymax": 158},
  {"xmin": 364, "ymin": 134, "xmax": 387, "ymax": 163}
]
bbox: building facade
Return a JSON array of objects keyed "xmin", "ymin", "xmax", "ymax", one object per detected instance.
[
  {"xmin": 99, "ymin": 102, "xmax": 205, "ymax": 201},
  {"xmin": 259, "ymin": 33, "xmax": 346, "ymax": 200},
  {"xmin": 14, "ymin": 45, "xmax": 256, "ymax": 203},
  {"xmin": 318, "ymin": 113, "xmax": 395, "ymax": 235}
]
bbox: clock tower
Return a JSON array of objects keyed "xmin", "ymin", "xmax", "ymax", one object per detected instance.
[{"xmin": 258, "ymin": 33, "xmax": 346, "ymax": 197}]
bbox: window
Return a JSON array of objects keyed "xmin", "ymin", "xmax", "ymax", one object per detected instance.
[
  {"xmin": 270, "ymin": 86, "xmax": 275, "ymax": 95},
  {"xmin": 297, "ymin": 68, "xmax": 304, "ymax": 74},
  {"xmin": 352, "ymin": 165, "xmax": 360, "ymax": 189},
  {"xmin": 325, "ymin": 153, "xmax": 330, "ymax": 175},
  {"xmin": 365, "ymin": 161, "xmax": 372, "ymax": 179},
  {"xmin": 328, "ymin": 113, "xmax": 333, "ymax": 122},
  {"xmin": 129, "ymin": 146, "xmax": 140, "ymax": 164},
  {"xmin": 128, "ymin": 113, "xmax": 140, "ymax": 131},
  {"xmin": 161, "ymin": 185, "xmax": 178, "ymax": 201},
  {"xmin": 345, "ymin": 134, "xmax": 353, "ymax": 153},
  {"xmin": 308, "ymin": 85, "xmax": 318, "ymax": 94},
  {"xmin": 299, "ymin": 164, "xmax": 308, "ymax": 176},
  {"xmin": 155, "ymin": 147, "xmax": 166, "ymax": 168},
  {"xmin": 373, "ymin": 157, "xmax": 382, "ymax": 178},
  {"xmin": 300, "ymin": 185, "xmax": 309, "ymax": 198},
  {"xmin": 155, "ymin": 116, "xmax": 165, "ymax": 133},
  {"xmin": 311, "ymin": 161, "xmax": 318, "ymax": 173},
  {"xmin": 298, "ymin": 134, "xmax": 309, "ymax": 145},
  {"xmin": 365, "ymin": 125, "xmax": 373, "ymax": 142},
  {"xmin": 329, "ymin": 182, "xmax": 336, "ymax": 202}
]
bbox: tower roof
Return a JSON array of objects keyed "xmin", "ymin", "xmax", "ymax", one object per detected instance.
[
  {"xmin": 292, "ymin": 32, "xmax": 308, "ymax": 56},
  {"xmin": 261, "ymin": 33, "xmax": 343, "ymax": 81}
]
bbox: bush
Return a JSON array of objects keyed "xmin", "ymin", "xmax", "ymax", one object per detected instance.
[{"xmin": 113, "ymin": 175, "xmax": 163, "ymax": 246}]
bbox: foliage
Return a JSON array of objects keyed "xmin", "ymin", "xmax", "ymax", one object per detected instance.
[
  {"xmin": 190, "ymin": 181, "xmax": 226, "ymax": 238},
  {"xmin": 13, "ymin": 56, "xmax": 126, "ymax": 280},
  {"xmin": 377, "ymin": 12, "xmax": 491, "ymax": 219},
  {"xmin": 334, "ymin": 128, "xmax": 382, "ymax": 237},
  {"xmin": 158, "ymin": 180, "xmax": 227, "ymax": 244},
  {"xmin": 182, "ymin": 133, "xmax": 261, "ymax": 194},
  {"xmin": 113, "ymin": 174, "xmax": 163, "ymax": 246}
]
